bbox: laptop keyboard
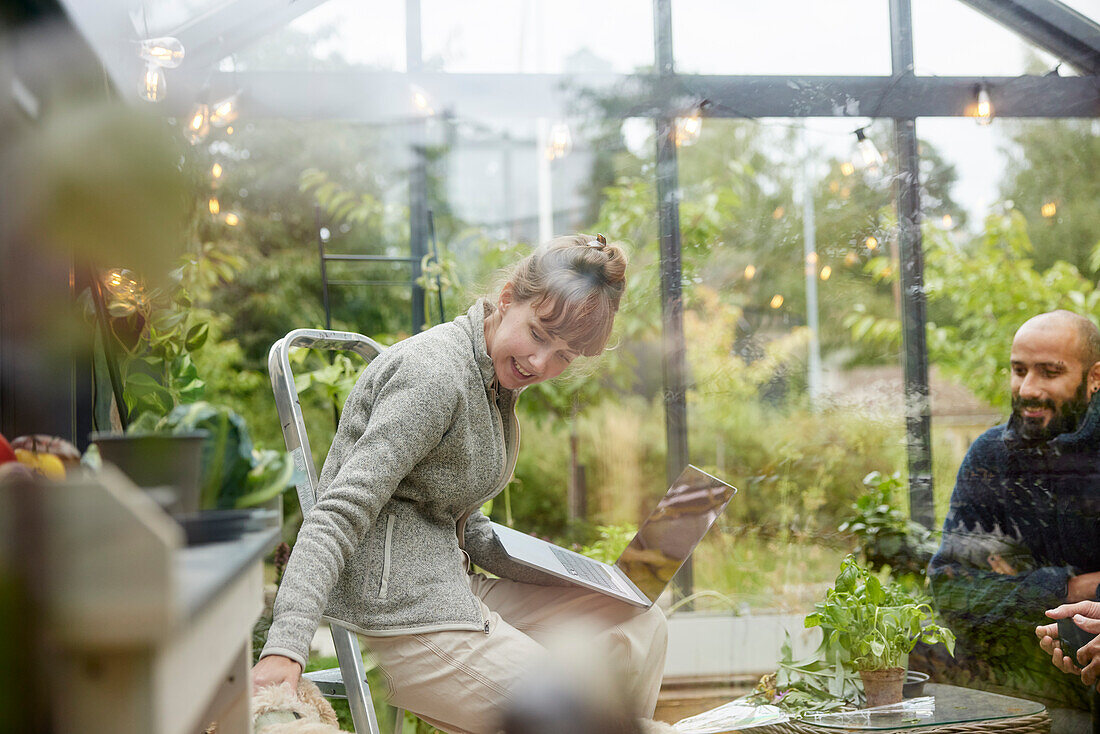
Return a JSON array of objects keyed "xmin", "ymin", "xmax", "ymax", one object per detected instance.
[{"xmin": 550, "ymin": 547, "xmax": 615, "ymax": 591}]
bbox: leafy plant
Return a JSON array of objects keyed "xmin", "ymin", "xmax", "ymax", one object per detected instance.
[
  {"xmin": 839, "ymin": 471, "xmax": 939, "ymax": 584},
  {"xmin": 747, "ymin": 633, "xmax": 861, "ymax": 713},
  {"xmin": 805, "ymin": 555, "xmax": 955, "ymax": 672},
  {"xmin": 128, "ymin": 401, "xmax": 297, "ymax": 510}
]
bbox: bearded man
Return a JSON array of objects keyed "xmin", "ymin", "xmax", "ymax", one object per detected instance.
[{"xmin": 926, "ymin": 310, "xmax": 1100, "ymax": 713}]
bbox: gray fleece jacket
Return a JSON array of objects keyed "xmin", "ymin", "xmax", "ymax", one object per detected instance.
[{"xmin": 262, "ymin": 301, "xmax": 567, "ymax": 668}]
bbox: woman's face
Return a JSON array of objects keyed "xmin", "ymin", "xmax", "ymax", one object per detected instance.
[{"xmin": 486, "ymin": 290, "xmax": 579, "ymax": 390}]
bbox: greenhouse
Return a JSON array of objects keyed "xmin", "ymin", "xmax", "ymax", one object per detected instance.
[{"xmin": 4, "ymin": 0, "xmax": 1100, "ymax": 732}]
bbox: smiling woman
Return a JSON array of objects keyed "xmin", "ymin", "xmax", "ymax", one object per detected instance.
[
  {"xmin": 254, "ymin": 233, "xmax": 667, "ymax": 733},
  {"xmin": 483, "ymin": 235, "xmax": 628, "ymax": 389}
]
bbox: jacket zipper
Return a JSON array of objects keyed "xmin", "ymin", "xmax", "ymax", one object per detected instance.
[
  {"xmin": 458, "ymin": 386, "xmax": 520, "ymax": 635},
  {"xmin": 377, "ymin": 513, "xmax": 396, "ymax": 600},
  {"xmin": 457, "ymin": 386, "xmax": 521, "ymax": 547}
]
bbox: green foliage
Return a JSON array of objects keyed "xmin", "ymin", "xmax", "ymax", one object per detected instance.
[
  {"xmin": 128, "ymin": 401, "xmax": 296, "ymax": 510},
  {"xmin": 579, "ymin": 523, "xmax": 638, "ymax": 564},
  {"xmin": 1001, "ymin": 119, "xmax": 1100, "ymax": 274},
  {"xmin": 805, "ymin": 555, "xmax": 955, "ymax": 672},
  {"xmin": 747, "ymin": 633, "xmax": 861, "ymax": 713},
  {"xmin": 846, "ymin": 211, "xmax": 1100, "ymax": 410},
  {"xmin": 839, "ymin": 471, "xmax": 938, "ymax": 585}
]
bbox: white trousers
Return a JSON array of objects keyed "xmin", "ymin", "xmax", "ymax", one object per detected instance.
[{"xmin": 363, "ymin": 573, "xmax": 669, "ymax": 734}]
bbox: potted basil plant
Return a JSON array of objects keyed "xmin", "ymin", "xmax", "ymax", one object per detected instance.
[{"xmin": 805, "ymin": 555, "xmax": 955, "ymax": 707}]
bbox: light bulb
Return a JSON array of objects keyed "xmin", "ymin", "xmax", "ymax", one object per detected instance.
[
  {"xmin": 674, "ymin": 112, "xmax": 702, "ymax": 147},
  {"xmin": 211, "ymin": 162, "xmax": 223, "ymax": 180},
  {"xmin": 865, "ymin": 236, "xmax": 878, "ymax": 251},
  {"xmin": 140, "ymin": 62, "xmax": 165, "ymax": 102},
  {"xmin": 974, "ymin": 84, "xmax": 993, "ymax": 126},
  {"xmin": 1041, "ymin": 202, "xmax": 1057, "ymax": 218},
  {"xmin": 840, "ymin": 161, "xmax": 855, "ymax": 177},
  {"xmin": 820, "ymin": 266, "xmax": 832, "ymax": 281},
  {"xmin": 846, "ymin": 252, "xmax": 858, "ymax": 266},
  {"xmin": 226, "ymin": 126, "xmax": 234, "ymax": 135},
  {"xmin": 411, "ymin": 85, "xmax": 434, "ymax": 116},
  {"xmin": 854, "ymin": 127, "xmax": 883, "ymax": 173},
  {"xmin": 770, "ymin": 294, "xmax": 784, "ymax": 309},
  {"xmin": 208, "ymin": 197, "xmax": 220, "ymax": 215},
  {"xmin": 942, "ymin": 214, "xmax": 953, "ymax": 228},
  {"xmin": 209, "ymin": 93, "xmax": 239, "ymax": 127},
  {"xmin": 139, "ymin": 37, "xmax": 185, "ymax": 69},
  {"xmin": 546, "ymin": 123, "xmax": 573, "ymax": 161},
  {"xmin": 223, "ymin": 212, "xmax": 240, "ymax": 227},
  {"xmin": 772, "ymin": 206, "xmax": 784, "ymax": 220},
  {"xmin": 744, "ymin": 265, "xmax": 756, "ymax": 280},
  {"xmin": 806, "ymin": 252, "xmax": 819, "ymax": 265},
  {"xmin": 185, "ymin": 103, "xmax": 210, "ymax": 145}
]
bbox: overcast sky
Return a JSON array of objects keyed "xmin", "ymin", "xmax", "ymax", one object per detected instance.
[{"xmin": 279, "ymin": 0, "xmax": 1100, "ymax": 227}]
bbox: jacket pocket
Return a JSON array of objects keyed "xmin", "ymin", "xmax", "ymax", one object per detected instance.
[{"xmin": 377, "ymin": 513, "xmax": 396, "ymax": 600}]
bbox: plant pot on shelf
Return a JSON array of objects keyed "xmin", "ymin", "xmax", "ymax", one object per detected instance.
[
  {"xmin": 91, "ymin": 432, "xmax": 207, "ymax": 514},
  {"xmin": 860, "ymin": 667, "xmax": 906, "ymax": 708}
]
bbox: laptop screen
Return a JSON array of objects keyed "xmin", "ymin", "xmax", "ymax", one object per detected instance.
[{"xmin": 614, "ymin": 466, "xmax": 737, "ymax": 602}]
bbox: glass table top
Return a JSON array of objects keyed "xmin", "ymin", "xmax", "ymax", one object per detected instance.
[{"xmin": 796, "ymin": 684, "xmax": 1047, "ymax": 731}]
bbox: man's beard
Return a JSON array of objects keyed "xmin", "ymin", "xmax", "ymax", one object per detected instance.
[{"xmin": 1011, "ymin": 374, "xmax": 1092, "ymax": 441}]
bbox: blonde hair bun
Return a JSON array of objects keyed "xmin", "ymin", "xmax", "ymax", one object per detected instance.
[{"xmin": 504, "ymin": 234, "xmax": 629, "ymax": 356}]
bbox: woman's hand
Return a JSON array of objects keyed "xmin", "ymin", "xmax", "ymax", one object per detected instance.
[{"xmin": 252, "ymin": 654, "xmax": 302, "ymax": 694}]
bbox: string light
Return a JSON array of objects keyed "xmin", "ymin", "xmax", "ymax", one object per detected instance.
[
  {"xmin": 545, "ymin": 123, "xmax": 573, "ymax": 161},
  {"xmin": 744, "ymin": 265, "xmax": 757, "ymax": 280},
  {"xmin": 1041, "ymin": 202, "xmax": 1057, "ymax": 218},
  {"xmin": 411, "ymin": 85, "xmax": 434, "ymax": 116},
  {"xmin": 845, "ymin": 252, "xmax": 858, "ymax": 266},
  {"xmin": 140, "ymin": 63, "xmax": 165, "ymax": 102},
  {"xmin": 226, "ymin": 126, "xmax": 234, "ymax": 135},
  {"xmin": 770, "ymin": 294, "xmax": 784, "ymax": 309},
  {"xmin": 209, "ymin": 92, "xmax": 240, "ymax": 128},
  {"xmin": 853, "ymin": 127, "xmax": 883, "ymax": 173},
  {"xmin": 973, "ymin": 84, "xmax": 993, "ymax": 126},
  {"xmin": 139, "ymin": 37, "xmax": 185, "ymax": 68},
  {"xmin": 941, "ymin": 214, "xmax": 953, "ymax": 228},
  {"xmin": 829, "ymin": 180, "xmax": 840, "ymax": 193},
  {"xmin": 211, "ymin": 162, "xmax": 224, "ymax": 180},
  {"xmin": 208, "ymin": 197, "xmax": 220, "ymax": 215},
  {"xmin": 806, "ymin": 252, "xmax": 818, "ymax": 265},
  {"xmin": 136, "ymin": 37, "xmax": 183, "ymax": 102},
  {"xmin": 772, "ymin": 206, "xmax": 785, "ymax": 219},
  {"xmin": 223, "ymin": 212, "xmax": 240, "ymax": 227},
  {"xmin": 185, "ymin": 103, "xmax": 210, "ymax": 145},
  {"xmin": 674, "ymin": 104, "xmax": 705, "ymax": 147},
  {"xmin": 820, "ymin": 266, "xmax": 832, "ymax": 281},
  {"xmin": 865, "ymin": 236, "xmax": 879, "ymax": 251},
  {"xmin": 839, "ymin": 161, "xmax": 855, "ymax": 177}
]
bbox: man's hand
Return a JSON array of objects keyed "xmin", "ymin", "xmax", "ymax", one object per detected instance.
[
  {"xmin": 252, "ymin": 654, "xmax": 303, "ymax": 694},
  {"xmin": 1066, "ymin": 571, "xmax": 1100, "ymax": 603},
  {"xmin": 1037, "ymin": 601, "xmax": 1100, "ymax": 686},
  {"xmin": 987, "ymin": 553, "xmax": 1018, "ymax": 575}
]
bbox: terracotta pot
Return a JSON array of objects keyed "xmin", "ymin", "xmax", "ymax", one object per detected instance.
[{"xmin": 859, "ymin": 667, "xmax": 906, "ymax": 708}]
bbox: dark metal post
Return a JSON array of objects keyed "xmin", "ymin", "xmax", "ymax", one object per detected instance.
[
  {"xmin": 890, "ymin": 0, "xmax": 935, "ymax": 529},
  {"xmin": 407, "ymin": 0, "xmax": 428, "ymax": 333},
  {"xmin": 315, "ymin": 205, "xmax": 333, "ymax": 330},
  {"xmin": 654, "ymin": 0, "xmax": 693, "ymax": 600}
]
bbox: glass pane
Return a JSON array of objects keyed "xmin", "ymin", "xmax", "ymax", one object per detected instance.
[
  {"xmin": 1058, "ymin": 0, "xmax": 1100, "ymax": 23},
  {"xmin": 239, "ymin": 0, "xmax": 408, "ymax": 70},
  {"xmin": 421, "ymin": 0, "xmax": 653, "ymax": 74},
  {"xmin": 913, "ymin": 0, "xmax": 1061, "ymax": 76},
  {"xmin": 672, "ymin": 0, "xmax": 892, "ymax": 75}
]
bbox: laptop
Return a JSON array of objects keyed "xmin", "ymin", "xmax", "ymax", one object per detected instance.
[{"xmin": 490, "ymin": 465, "xmax": 736, "ymax": 608}]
